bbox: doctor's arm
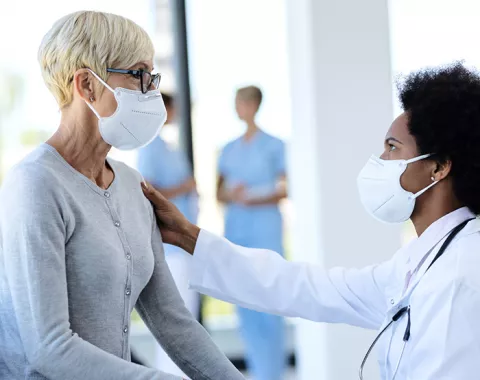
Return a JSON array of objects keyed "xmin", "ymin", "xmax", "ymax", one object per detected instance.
[
  {"xmin": 142, "ymin": 183, "xmax": 392, "ymax": 330},
  {"xmin": 190, "ymin": 229, "xmax": 388, "ymax": 329}
]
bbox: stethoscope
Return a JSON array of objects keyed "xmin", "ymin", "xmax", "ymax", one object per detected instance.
[{"xmin": 358, "ymin": 218, "xmax": 474, "ymax": 380}]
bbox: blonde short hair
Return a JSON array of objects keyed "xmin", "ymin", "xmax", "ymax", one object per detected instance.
[
  {"xmin": 38, "ymin": 11, "xmax": 154, "ymax": 108},
  {"xmin": 236, "ymin": 85, "xmax": 263, "ymax": 108}
]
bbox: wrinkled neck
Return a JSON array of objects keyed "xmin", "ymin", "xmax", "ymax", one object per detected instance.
[{"xmin": 47, "ymin": 106, "xmax": 112, "ymax": 186}]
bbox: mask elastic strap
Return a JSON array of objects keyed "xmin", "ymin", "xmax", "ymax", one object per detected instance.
[
  {"xmin": 85, "ymin": 101, "xmax": 101, "ymax": 119},
  {"xmin": 84, "ymin": 69, "xmax": 115, "ymax": 119},
  {"xmin": 413, "ymin": 180, "xmax": 439, "ymax": 199},
  {"xmin": 405, "ymin": 153, "xmax": 432, "ymax": 165},
  {"xmin": 405, "ymin": 153, "xmax": 438, "ymax": 199},
  {"xmin": 87, "ymin": 69, "xmax": 115, "ymax": 93}
]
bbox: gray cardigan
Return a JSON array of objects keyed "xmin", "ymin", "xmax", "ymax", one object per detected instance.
[{"xmin": 0, "ymin": 144, "xmax": 243, "ymax": 380}]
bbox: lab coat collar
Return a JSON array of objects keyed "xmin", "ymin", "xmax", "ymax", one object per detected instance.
[
  {"xmin": 384, "ymin": 207, "xmax": 476, "ymax": 319},
  {"xmin": 404, "ymin": 207, "xmax": 475, "ymax": 275}
]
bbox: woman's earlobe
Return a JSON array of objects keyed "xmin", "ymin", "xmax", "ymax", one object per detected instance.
[{"xmin": 434, "ymin": 160, "xmax": 452, "ymax": 180}]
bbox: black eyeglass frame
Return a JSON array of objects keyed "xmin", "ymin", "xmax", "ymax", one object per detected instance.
[{"xmin": 106, "ymin": 68, "xmax": 161, "ymax": 94}]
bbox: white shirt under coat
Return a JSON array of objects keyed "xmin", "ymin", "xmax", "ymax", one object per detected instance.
[{"xmin": 189, "ymin": 207, "xmax": 480, "ymax": 379}]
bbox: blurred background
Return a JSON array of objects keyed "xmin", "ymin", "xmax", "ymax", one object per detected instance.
[{"xmin": 1, "ymin": 0, "xmax": 480, "ymax": 378}]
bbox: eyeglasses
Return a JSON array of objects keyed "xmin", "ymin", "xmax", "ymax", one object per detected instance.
[
  {"xmin": 359, "ymin": 306, "xmax": 411, "ymax": 380},
  {"xmin": 106, "ymin": 68, "xmax": 161, "ymax": 94}
]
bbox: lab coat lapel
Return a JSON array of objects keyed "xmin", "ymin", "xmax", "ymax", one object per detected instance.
[{"xmin": 394, "ymin": 218, "xmax": 477, "ymax": 310}]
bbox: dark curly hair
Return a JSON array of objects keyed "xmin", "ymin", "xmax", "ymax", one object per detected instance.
[{"xmin": 398, "ymin": 62, "xmax": 480, "ymax": 215}]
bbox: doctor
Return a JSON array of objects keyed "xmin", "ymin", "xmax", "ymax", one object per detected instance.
[{"xmin": 142, "ymin": 63, "xmax": 480, "ymax": 379}]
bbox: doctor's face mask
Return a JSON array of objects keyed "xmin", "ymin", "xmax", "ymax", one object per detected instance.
[{"xmin": 357, "ymin": 113, "xmax": 439, "ymax": 224}]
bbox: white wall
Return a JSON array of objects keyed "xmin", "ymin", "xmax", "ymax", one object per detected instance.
[{"xmin": 286, "ymin": 0, "xmax": 401, "ymax": 378}]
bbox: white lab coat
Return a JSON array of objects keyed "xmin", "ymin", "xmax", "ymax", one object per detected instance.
[{"xmin": 189, "ymin": 207, "xmax": 480, "ymax": 379}]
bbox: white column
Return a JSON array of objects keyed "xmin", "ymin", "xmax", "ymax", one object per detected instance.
[{"xmin": 286, "ymin": 1, "xmax": 400, "ymax": 379}]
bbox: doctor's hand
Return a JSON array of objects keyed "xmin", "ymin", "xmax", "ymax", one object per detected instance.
[{"xmin": 141, "ymin": 182, "xmax": 200, "ymax": 255}]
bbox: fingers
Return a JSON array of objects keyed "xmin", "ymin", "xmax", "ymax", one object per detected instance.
[
  {"xmin": 141, "ymin": 181, "xmax": 167, "ymax": 204},
  {"xmin": 141, "ymin": 181, "xmax": 153, "ymax": 196}
]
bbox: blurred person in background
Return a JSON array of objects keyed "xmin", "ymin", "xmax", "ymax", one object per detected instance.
[
  {"xmin": 137, "ymin": 93, "xmax": 200, "ymax": 378},
  {"xmin": 216, "ymin": 86, "xmax": 287, "ymax": 380},
  {"xmin": 0, "ymin": 10, "xmax": 244, "ymax": 380}
]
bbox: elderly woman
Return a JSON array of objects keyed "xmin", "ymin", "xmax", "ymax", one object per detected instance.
[{"xmin": 0, "ymin": 11, "xmax": 243, "ymax": 380}]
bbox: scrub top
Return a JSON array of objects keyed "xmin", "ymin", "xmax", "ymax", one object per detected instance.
[
  {"xmin": 138, "ymin": 136, "xmax": 198, "ymax": 253},
  {"xmin": 218, "ymin": 130, "xmax": 286, "ymax": 253}
]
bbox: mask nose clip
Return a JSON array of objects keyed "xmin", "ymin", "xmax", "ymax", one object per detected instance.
[{"xmin": 144, "ymin": 92, "xmax": 161, "ymax": 100}]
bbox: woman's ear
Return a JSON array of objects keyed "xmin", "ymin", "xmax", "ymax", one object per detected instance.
[
  {"xmin": 432, "ymin": 159, "xmax": 452, "ymax": 181},
  {"xmin": 73, "ymin": 69, "xmax": 95, "ymax": 103}
]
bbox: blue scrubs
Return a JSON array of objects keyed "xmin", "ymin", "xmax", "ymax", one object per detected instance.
[
  {"xmin": 138, "ymin": 136, "xmax": 198, "ymax": 254},
  {"xmin": 218, "ymin": 130, "xmax": 286, "ymax": 380}
]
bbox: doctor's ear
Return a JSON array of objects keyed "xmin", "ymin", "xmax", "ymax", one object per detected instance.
[{"xmin": 431, "ymin": 159, "xmax": 452, "ymax": 182}]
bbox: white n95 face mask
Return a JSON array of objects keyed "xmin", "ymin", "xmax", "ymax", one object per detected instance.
[
  {"xmin": 85, "ymin": 69, "xmax": 167, "ymax": 150},
  {"xmin": 357, "ymin": 154, "xmax": 437, "ymax": 224}
]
